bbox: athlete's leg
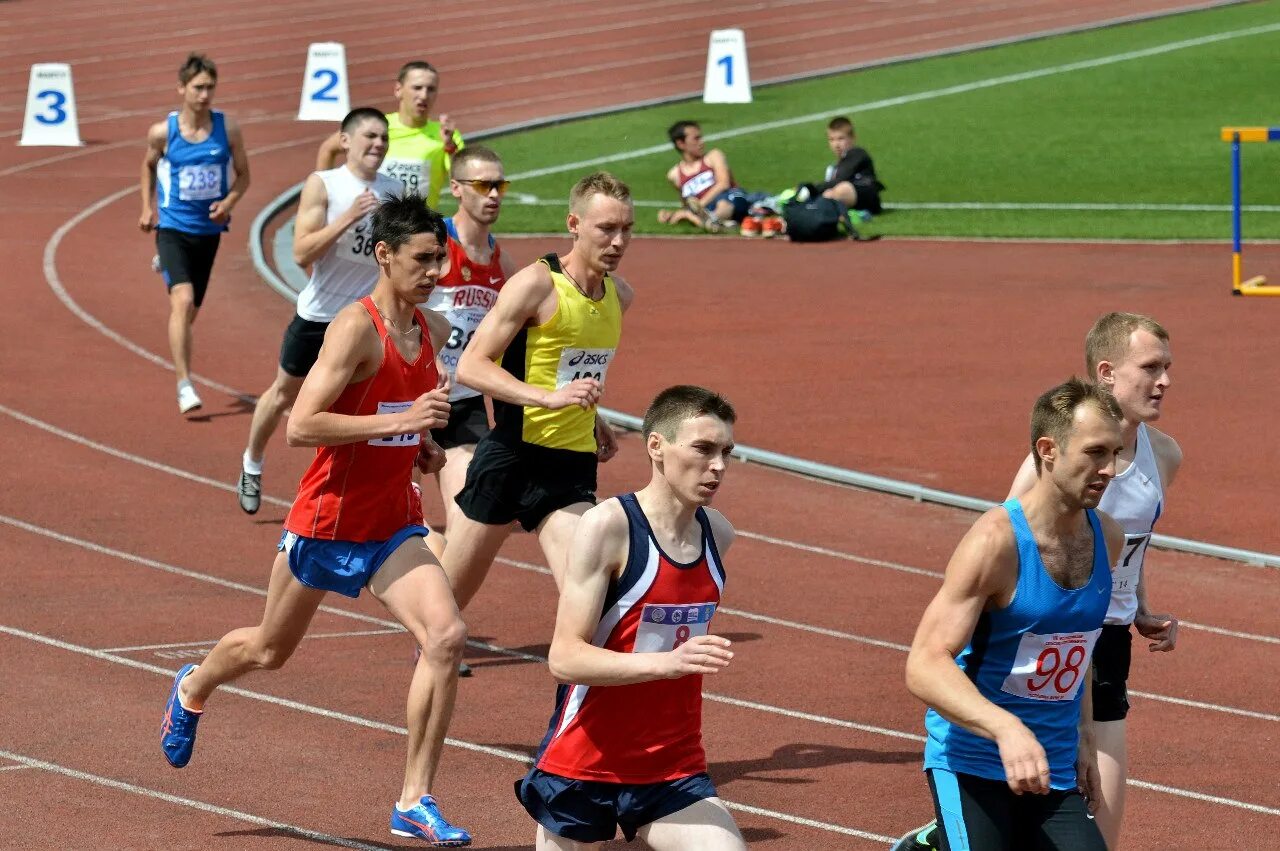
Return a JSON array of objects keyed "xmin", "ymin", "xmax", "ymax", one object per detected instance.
[
  {"xmin": 435, "ymin": 443, "xmax": 475, "ymax": 534},
  {"xmin": 536, "ymin": 825, "xmax": 585, "ymax": 851},
  {"xmin": 535, "ymin": 502, "xmax": 593, "ymax": 590},
  {"xmin": 440, "ymin": 513, "xmax": 512, "ymax": 610},
  {"xmin": 1030, "ymin": 789, "xmax": 1107, "ymax": 851},
  {"xmin": 637, "ymin": 797, "xmax": 745, "ymax": 851},
  {"xmin": 928, "ymin": 769, "xmax": 1015, "ymax": 851},
  {"xmin": 822, "ymin": 181, "xmax": 858, "ymax": 208},
  {"xmin": 367, "ymin": 535, "xmax": 466, "ymax": 806},
  {"xmin": 1091, "ymin": 719, "xmax": 1127, "ymax": 850},
  {"xmin": 168, "ymin": 282, "xmax": 198, "ymax": 383},
  {"xmin": 180, "ymin": 551, "xmax": 326, "ymax": 708},
  {"xmin": 246, "ymin": 368, "xmax": 306, "ymax": 465}
]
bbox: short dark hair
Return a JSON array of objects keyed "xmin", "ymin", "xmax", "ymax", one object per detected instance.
[
  {"xmin": 827, "ymin": 116, "xmax": 854, "ymax": 134},
  {"xmin": 667, "ymin": 120, "xmax": 699, "ymax": 149},
  {"xmin": 1030, "ymin": 377, "xmax": 1122, "ymax": 473},
  {"xmin": 371, "ymin": 194, "xmax": 447, "ymax": 252},
  {"xmin": 397, "ymin": 61, "xmax": 438, "ymax": 83},
  {"xmin": 341, "ymin": 107, "xmax": 388, "ymax": 135},
  {"xmin": 179, "ymin": 54, "xmax": 217, "ymax": 84},
  {"xmin": 450, "ymin": 144, "xmax": 502, "ymax": 178},
  {"xmin": 643, "ymin": 385, "xmax": 737, "ymax": 441}
]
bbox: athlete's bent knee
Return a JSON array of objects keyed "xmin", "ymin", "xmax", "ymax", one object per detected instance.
[
  {"xmin": 251, "ymin": 640, "xmax": 295, "ymax": 671},
  {"xmin": 419, "ymin": 615, "xmax": 466, "ymax": 664}
]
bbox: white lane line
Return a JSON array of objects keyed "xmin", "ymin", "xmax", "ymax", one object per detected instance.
[
  {"xmin": 3, "ymin": 398, "xmax": 1278, "ymax": 653},
  {"xmin": 1126, "ymin": 779, "xmax": 1280, "ymax": 817},
  {"xmin": 0, "ymin": 764, "xmax": 32, "ymax": 772},
  {"xmin": 0, "ymin": 749, "xmax": 393, "ymax": 850},
  {"xmin": 506, "ymin": 21, "xmax": 1280, "ymax": 181},
  {"xmin": 0, "ymin": 624, "xmax": 880, "ymax": 840},
  {"xmin": 10, "ymin": 504, "xmax": 1270, "ymax": 731},
  {"xmin": 102, "ymin": 628, "xmax": 403, "ymax": 653},
  {"xmin": 3, "ymin": 525, "xmax": 1278, "ymax": 818}
]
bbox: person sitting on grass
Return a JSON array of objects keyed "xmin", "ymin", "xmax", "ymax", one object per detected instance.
[
  {"xmin": 657, "ymin": 120, "xmax": 767, "ymax": 233},
  {"xmin": 795, "ymin": 115, "xmax": 884, "ymax": 217}
]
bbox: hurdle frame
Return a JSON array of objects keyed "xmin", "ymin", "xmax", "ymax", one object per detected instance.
[{"xmin": 1221, "ymin": 126, "xmax": 1280, "ymax": 296}]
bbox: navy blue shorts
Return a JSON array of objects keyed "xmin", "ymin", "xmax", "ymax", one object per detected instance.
[
  {"xmin": 515, "ymin": 767, "xmax": 717, "ymax": 842},
  {"xmin": 706, "ymin": 188, "xmax": 768, "ymax": 222},
  {"xmin": 278, "ymin": 524, "xmax": 429, "ymax": 598}
]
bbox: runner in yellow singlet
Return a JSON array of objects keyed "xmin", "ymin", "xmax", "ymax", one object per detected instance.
[
  {"xmin": 441, "ymin": 172, "xmax": 636, "ymax": 620},
  {"xmin": 316, "ymin": 61, "xmax": 462, "ymax": 208}
]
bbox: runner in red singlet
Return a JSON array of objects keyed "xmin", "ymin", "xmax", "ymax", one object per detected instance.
[
  {"xmin": 516, "ymin": 385, "xmax": 746, "ymax": 850},
  {"xmin": 159, "ymin": 195, "xmax": 474, "ymax": 846},
  {"xmin": 657, "ymin": 120, "xmax": 766, "ymax": 233}
]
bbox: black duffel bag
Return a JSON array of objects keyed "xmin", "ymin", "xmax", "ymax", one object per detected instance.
[{"xmin": 782, "ymin": 196, "xmax": 878, "ymax": 242}]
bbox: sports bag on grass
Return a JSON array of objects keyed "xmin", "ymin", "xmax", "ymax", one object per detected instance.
[{"xmin": 783, "ymin": 197, "xmax": 877, "ymax": 242}]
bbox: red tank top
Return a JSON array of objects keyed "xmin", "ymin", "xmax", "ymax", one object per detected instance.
[
  {"xmin": 425, "ymin": 220, "xmax": 505, "ymax": 401},
  {"xmin": 284, "ymin": 297, "xmax": 438, "ymax": 542},
  {"xmin": 534, "ymin": 494, "xmax": 726, "ymax": 783},
  {"xmin": 674, "ymin": 157, "xmax": 734, "ymax": 202}
]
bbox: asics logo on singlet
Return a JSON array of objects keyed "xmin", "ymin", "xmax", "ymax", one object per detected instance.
[{"xmin": 568, "ymin": 351, "xmax": 610, "ymax": 367}]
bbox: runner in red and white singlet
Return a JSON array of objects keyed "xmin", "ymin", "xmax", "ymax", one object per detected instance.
[
  {"xmin": 285, "ymin": 295, "xmax": 437, "ymax": 542},
  {"xmin": 535, "ymin": 491, "xmax": 725, "ymax": 783},
  {"xmin": 161, "ymin": 197, "xmax": 474, "ymax": 846},
  {"xmin": 517, "ymin": 385, "xmax": 747, "ymax": 850},
  {"xmin": 659, "ymin": 121, "xmax": 767, "ymax": 232}
]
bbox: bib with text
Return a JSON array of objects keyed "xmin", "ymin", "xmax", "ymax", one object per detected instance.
[
  {"xmin": 367, "ymin": 400, "xmax": 421, "ymax": 446},
  {"xmin": 1000, "ymin": 628, "xmax": 1101, "ymax": 702},
  {"xmin": 633, "ymin": 602, "xmax": 717, "ymax": 653}
]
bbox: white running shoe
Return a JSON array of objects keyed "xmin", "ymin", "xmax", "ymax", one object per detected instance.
[{"xmin": 177, "ymin": 382, "xmax": 203, "ymax": 414}]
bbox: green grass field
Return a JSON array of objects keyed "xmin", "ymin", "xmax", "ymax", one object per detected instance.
[{"xmin": 444, "ymin": 0, "xmax": 1280, "ymax": 240}]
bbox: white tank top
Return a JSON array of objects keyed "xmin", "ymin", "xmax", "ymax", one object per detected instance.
[
  {"xmin": 1097, "ymin": 424, "xmax": 1164, "ymax": 625},
  {"xmin": 295, "ymin": 167, "xmax": 405, "ymax": 323}
]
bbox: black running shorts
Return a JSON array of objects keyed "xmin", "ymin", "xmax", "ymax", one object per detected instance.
[{"xmin": 155, "ymin": 228, "xmax": 220, "ymax": 307}]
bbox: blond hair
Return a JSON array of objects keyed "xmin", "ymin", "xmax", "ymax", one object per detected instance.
[
  {"xmin": 569, "ymin": 171, "xmax": 631, "ymax": 215},
  {"xmin": 1084, "ymin": 312, "xmax": 1169, "ymax": 376}
]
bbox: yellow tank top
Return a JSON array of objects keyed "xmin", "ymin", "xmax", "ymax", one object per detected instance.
[
  {"xmin": 494, "ymin": 254, "xmax": 623, "ymax": 452},
  {"xmin": 378, "ymin": 113, "xmax": 464, "ymax": 208}
]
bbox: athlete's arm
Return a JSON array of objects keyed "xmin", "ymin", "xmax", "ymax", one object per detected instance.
[
  {"xmin": 704, "ymin": 507, "xmax": 737, "ymax": 556},
  {"xmin": 1120, "ymin": 430, "xmax": 1181, "ymax": 650},
  {"xmin": 1147, "ymin": 426, "xmax": 1183, "ymax": 489},
  {"xmin": 1005, "ymin": 453, "xmax": 1037, "ymax": 500},
  {"xmin": 456, "ymin": 263, "xmax": 601, "ymax": 410},
  {"xmin": 1076, "ymin": 668, "xmax": 1101, "ymax": 813},
  {"xmin": 138, "ymin": 121, "xmax": 167, "ymax": 232},
  {"xmin": 286, "ymin": 304, "xmax": 450, "ymax": 446},
  {"xmin": 905, "ymin": 509, "xmax": 1052, "ymax": 796},
  {"xmin": 702, "ymin": 149, "xmax": 734, "ymax": 198},
  {"xmin": 547, "ymin": 502, "xmax": 734, "ymax": 686},
  {"xmin": 292, "ymin": 173, "xmax": 378, "ymax": 267},
  {"xmin": 209, "ymin": 116, "xmax": 250, "ymax": 224},
  {"xmin": 665, "ymin": 163, "xmax": 681, "ymax": 192},
  {"xmin": 315, "ymin": 131, "xmax": 344, "ymax": 171}
]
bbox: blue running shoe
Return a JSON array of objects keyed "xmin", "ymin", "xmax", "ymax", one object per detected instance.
[
  {"xmin": 160, "ymin": 664, "xmax": 202, "ymax": 768},
  {"xmin": 390, "ymin": 795, "xmax": 471, "ymax": 847}
]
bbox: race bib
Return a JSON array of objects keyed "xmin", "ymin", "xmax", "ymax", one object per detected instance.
[
  {"xmin": 1001, "ymin": 629, "xmax": 1101, "ymax": 702},
  {"xmin": 367, "ymin": 400, "xmax": 421, "ymax": 446},
  {"xmin": 1112, "ymin": 533, "xmax": 1150, "ymax": 594},
  {"xmin": 681, "ymin": 170, "xmax": 715, "ymax": 199},
  {"xmin": 633, "ymin": 602, "xmax": 717, "ymax": 653},
  {"xmin": 381, "ymin": 159, "xmax": 427, "ymax": 196},
  {"xmin": 178, "ymin": 163, "xmax": 223, "ymax": 201},
  {"xmin": 338, "ymin": 215, "xmax": 378, "ymax": 262},
  {"xmin": 555, "ymin": 347, "xmax": 614, "ymax": 390}
]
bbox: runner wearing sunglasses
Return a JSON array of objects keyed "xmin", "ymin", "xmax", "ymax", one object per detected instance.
[{"xmin": 422, "ymin": 145, "xmax": 519, "ymax": 551}]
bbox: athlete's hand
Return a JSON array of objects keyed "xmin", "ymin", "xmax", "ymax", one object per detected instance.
[
  {"xmin": 416, "ymin": 438, "xmax": 447, "ymax": 475},
  {"xmin": 995, "ymin": 719, "xmax": 1050, "ymax": 795},
  {"xmin": 542, "ymin": 378, "xmax": 601, "ymax": 411},
  {"xmin": 138, "ymin": 207, "xmax": 157, "ymax": 233},
  {"xmin": 208, "ymin": 199, "xmax": 234, "ymax": 224},
  {"xmin": 1135, "ymin": 611, "xmax": 1178, "ymax": 652},
  {"xmin": 440, "ymin": 114, "xmax": 457, "ymax": 150},
  {"xmin": 435, "ymin": 357, "xmax": 452, "ymax": 392},
  {"xmin": 344, "ymin": 190, "xmax": 379, "ymax": 226},
  {"xmin": 662, "ymin": 635, "xmax": 733, "ymax": 679},
  {"xmin": 1076, "ymin": 728, "xmax": 1102, "ymax": 814},
  {"xmin": 595, "ymin": 416, "xmax": 618, "ymax": 463},
  {"xmin": 402, "ymin": 389, "xmax": 452, "ymax": 433}
]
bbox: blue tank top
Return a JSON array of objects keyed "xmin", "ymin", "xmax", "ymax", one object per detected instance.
[
  {"xmin": 924, "ymin": 499, "xmax": 1111, "ymax": 789},
  {"xmin": 157, "ymin": 110, "xmax": 232, "ymax": 235}
]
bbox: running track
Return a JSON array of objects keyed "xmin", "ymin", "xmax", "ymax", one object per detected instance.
[{"xmin": 2, "ymin": 1, "xmax": 1277, "ymax": 848}]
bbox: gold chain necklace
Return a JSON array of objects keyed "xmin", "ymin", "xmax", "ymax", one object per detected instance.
[{"xmin": 377, "ymin": 308, "xmax": 418, "ymax": 337}]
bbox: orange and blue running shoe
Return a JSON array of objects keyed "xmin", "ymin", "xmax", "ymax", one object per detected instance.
[
  {"xmin": 390, "ymin": 795, "xmax": 472, "ymax": 846},
  {"xmin": 160, "ymin": 663, "xmax": 202, "ymax": 768}
]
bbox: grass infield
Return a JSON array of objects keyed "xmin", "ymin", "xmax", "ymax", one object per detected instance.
[{"xmin": 445, "ymin": 0, "xmax": 1280, "ymax": 241}]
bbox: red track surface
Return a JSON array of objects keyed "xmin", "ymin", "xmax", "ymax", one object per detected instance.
[{"xmin": 2, "ymin": 1, "xmax": 1276, "ymax": 848}]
